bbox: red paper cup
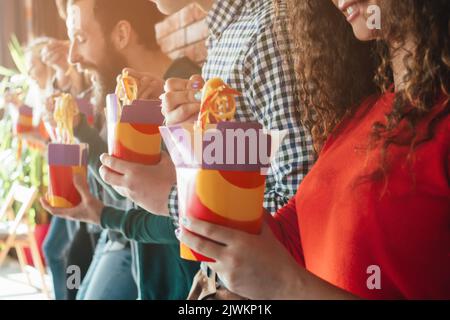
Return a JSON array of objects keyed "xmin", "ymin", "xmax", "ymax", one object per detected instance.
[
  {"xmin": 160, "ymin": 121, "xmax": 273, "ymax": 262},
  {"xmin": 14, "ymin": 105, "xmax": 34, "ymax": 134},
  {"xmin": 47, "ymin": 143, "xmax": 88, "ymax": 208},
  {"xmin": 177, "ymin": 168, "xmax": 266, "ymax": 262},
  {"xmin": 106, "ymin": 95, "xmax": 164, "ymax": 165}
]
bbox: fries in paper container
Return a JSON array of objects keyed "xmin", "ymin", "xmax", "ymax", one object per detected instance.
[
  {"xmin": 160, "ymin": 78, "xmax": 283, "ymax": 262},
  {"xmin": 47, "ymin": 143, "xmax": 88, "ymax": 208},
  {"xmin": 5, "ymin": 90, "xmax": 33, "ymax": 135},
  {"xmin": 106, "ymin": 71, "xmax": 164, "ymax": 165},
  {"xmin": 47, "ymin": 93, "xmax": 88, "ymax": 208},
  {"xmin": 14, "ymin": 105, "xmax": 34, "ymax": 134}
]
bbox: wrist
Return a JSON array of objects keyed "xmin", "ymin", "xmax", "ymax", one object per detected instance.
[
  {"xmin": 276, "ymin": 264, "xmax": 358, "ymax": 300},
  {"xmin": 88, "ymin": 199, "xmax": 104, "ymax": 225},
  {"xmin": 157, "ymin": 182, "xmax": 172, "ymax": 216},
  {"xmin": 275, "ymin": 262, "xmax": 308, "ymax": 300}
]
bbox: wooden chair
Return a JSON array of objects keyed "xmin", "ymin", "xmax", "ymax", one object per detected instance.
[{"xmin": 0, "ymin": 183, "xmax": 50, "ymax": 298}]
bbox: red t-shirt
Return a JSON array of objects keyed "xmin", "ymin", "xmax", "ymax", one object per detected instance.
[{"xmin": 268, "ymin": 91, "xmax": 450, "ymax": 299}]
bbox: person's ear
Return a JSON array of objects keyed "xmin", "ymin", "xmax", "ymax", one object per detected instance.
[{"xmin": 111, "ymin": 20, "xmax": 132, "ymax": 51}]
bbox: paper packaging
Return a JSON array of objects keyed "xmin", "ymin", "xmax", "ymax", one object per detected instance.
[
  {"xmin": 160, "ymin": 122, "xmax": 280, "ymax": 262},
  {"xmin": 106, "ymin": 94, "xmax": 164, "ymax": 165},
  {"xmin": 76, "ymin": 98, "xmax": 95, "ymax": 126},
  {"xmin": 47, "ymin": 143, "xmax": 88, "ymax": 208},
  {"xmin": 14, "ymin": 105, "xmax": 34, "ymax": 134}
]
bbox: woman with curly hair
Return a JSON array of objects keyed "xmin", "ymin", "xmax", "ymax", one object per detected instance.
[{"xmin": 177, "ymin": 0, "xmax": 449, "ymax": 299}]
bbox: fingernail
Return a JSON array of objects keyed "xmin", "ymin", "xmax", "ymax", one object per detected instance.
[
  {"xmin": 192, "ymin": 81, "xmax": 202, "ymax": 90},
  {"xmin": 181, "ymin": 217, "xmax": 191, "ymax": 227},
  {"xmin": 175, "ymin": 228, "xmax": 181, "ymax": 239},
  {"xmin": 159, "ymin": 94, "xmax": 164, "ymax": 100},
  {"xmin": 194, "ymin": 91, "xmax": 202, "ymax": 102}
]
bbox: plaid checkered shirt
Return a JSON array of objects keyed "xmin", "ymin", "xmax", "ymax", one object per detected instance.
[{"xmin": 168, "ymin": 0, "xmax": 316, "ymax": 225}]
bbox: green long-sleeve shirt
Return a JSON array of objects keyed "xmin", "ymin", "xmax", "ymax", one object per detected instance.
[
  {"xmin": 101, "ymin": 206, "xmax": 178, "ymax": 244},
  {"xmin": 101, "ymin": 206, "xmax": 200, "ymax": 299}
]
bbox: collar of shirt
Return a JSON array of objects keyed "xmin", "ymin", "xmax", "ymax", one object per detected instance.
[{"xmin": 206, "ymin": 0, "xmax": 247, "ymax": 39}]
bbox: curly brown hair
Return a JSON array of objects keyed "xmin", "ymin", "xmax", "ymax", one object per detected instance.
[
  {"xmin": 372, "ymin": 0, "xmax": 450, "ymax": 181},
  {"xmin": 286, "ymin": 0, "xmax": 379, "ymax": 151},
  {"xmin": 287, "ymin": 0, "xmax": 450, "ymax": 162}
]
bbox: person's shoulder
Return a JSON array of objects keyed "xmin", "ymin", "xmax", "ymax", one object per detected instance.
[
  {"xmin": 164, "ymin": 57, "xmax": 202, "ymax": 80},
  {"xmin": 249, "ymin": 0, "xmax": 285, "ymax": 32},
  {"xmin": 245, "ymin": 0, "xmax": 292, "ymax": 58},
  {"xmin": 254, "ymin": 0, "xmax": 277, "ymax": 20}
]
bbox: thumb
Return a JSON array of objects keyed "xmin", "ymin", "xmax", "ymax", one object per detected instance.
[{"xmin": 73, "ymin": 173, "xmax": 91, "ymax": 200}]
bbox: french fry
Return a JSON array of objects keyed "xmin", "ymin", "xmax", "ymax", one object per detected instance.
[
  {"xmin": 197, "ymin": 78, "xmax": 240, "ymax": 129},
  {"xmin": 53, "ymin": 93, "xmax": 79, "ymax": 144}
]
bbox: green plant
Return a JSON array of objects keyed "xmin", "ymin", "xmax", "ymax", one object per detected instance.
[
  {"xmin": 0, "ymin": 35, "xmax": 49, "ymax": 226},
  {"xmin": 0, "ymin": 118, "xmax": 49, "ymax": 226},
  {"xmin": 0, "ymin": 35, "xmax": 27, "ymax": 77},
  {"xmin": 0, "ymin": 35, "xmax": 29, "ymax": 107}
]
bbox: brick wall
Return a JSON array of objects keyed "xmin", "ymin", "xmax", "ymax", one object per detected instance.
[{"xmin": 155, "ymin": 3, "xmax": 209, "ymax": 65}]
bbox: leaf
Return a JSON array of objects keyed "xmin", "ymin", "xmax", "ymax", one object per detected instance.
[
  {"xmin": 10, "ymin": 35, "xmax": 23, "ymax": 54},
  {"xmin": 8, "ymin": 35, "xmax": 27, "ymax": 75},
  {"xmin": 0, "ymin": 77, "xmax": 9, "ymax": 95},
  {"xmin": 0, "ymin": 66, "xmax": 16, "ymax": 77},
  {"xmin": 8, "ymin": 44, "xmax": 27, "ymax": 75}
]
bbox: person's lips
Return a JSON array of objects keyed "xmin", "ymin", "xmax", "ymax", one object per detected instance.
[{"xmin": 338, "ymin": 0, "xmax": 362, "ymax": 23}]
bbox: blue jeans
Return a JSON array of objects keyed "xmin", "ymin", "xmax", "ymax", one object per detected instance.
[
  {"xmin": 42, "ymin": 217, "xmax": 78, "ymax": 300},
  {"xmin": 76, "ymin": 230, "xmax": 137, "ymax": 300}
]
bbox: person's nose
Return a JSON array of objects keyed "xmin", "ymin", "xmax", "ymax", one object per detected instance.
[{"xmin": 68, "ymin": 41, "xmax": 81, "ymax": 65}]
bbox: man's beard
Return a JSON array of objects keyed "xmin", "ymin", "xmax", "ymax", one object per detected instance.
[{"xmin": 81, "ymin": 42, "xmax": 127, "ymax": 109}]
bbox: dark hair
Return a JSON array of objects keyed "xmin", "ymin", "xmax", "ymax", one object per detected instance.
[{"xmin": 70, "ymin": 0, "xmax": 164, "ymax": 50}]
